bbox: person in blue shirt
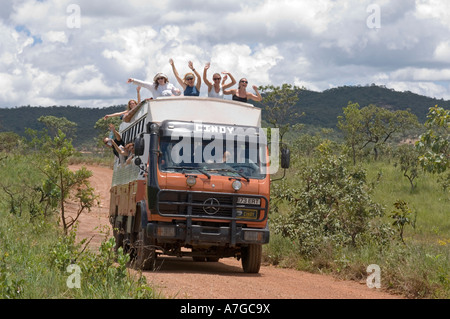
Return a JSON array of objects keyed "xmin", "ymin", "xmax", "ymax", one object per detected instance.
[{"xmin": 169, "ymin": 58, "xmax": 201, "ymax": 96}]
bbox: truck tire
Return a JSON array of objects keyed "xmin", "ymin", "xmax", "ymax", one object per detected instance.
[
  {"xmin": 113, "ymin": 227, "xmax": 123, "ymax": 253},
  {"xmin": 135, "ymin": 228, "xmax": 156, "ymax": 271},
  {"xmin": 241, "ymin": 244, "xmax": 262, "ymax": 273}
]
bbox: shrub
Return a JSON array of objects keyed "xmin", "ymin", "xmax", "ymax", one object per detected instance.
[{"xmin": 271, "ymin": 143, "xmax": 392, "ymax": 257}]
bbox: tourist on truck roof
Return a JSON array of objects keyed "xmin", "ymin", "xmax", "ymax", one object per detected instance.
[
  {"xmin": 127, "ymin": 73, "xmax": 181, "ymax": 99},
  {"xmin": 103, "ymin": 87, "xmax": 141, "ymax": 120},
  {"xmin": 169, "ymin": 58, "xmax": 201, "ymax": 96},
  {"xmin": 224, "ymin": 78, "xmax": 262, "ymax": 103},
  {"xmin": 203, "ymin": 62, "xmax": 236, "ymax": 99}
]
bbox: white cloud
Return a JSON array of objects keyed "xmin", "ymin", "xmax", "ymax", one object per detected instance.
[
  {"xmin": 210, "ymin": 43, "xmax": 283, "ymax": 86},
  {"xmin": 42, "ymin": 31, "xmax": 68, "ymax": 44},
  {"xmin": 434, "ymin": 41, "xmax": 450, "ymax": 62},
  {"xmin": 391, "ymin": 67, "xmax": 450, "ymax": 82},
  {"xmin": 415, "ymin": 0, "xmax": 450, "ymax": 29},
  {"xmin": 0, "ymin": 0, "xmax": 449, "ymax": 107},
  {"xmin": 63, "ymin": 65, "xmax": 125, "ymax": 98},
  {"xmin": 387, "ymin": 81, "xmax": 450, "ymax": 100}
]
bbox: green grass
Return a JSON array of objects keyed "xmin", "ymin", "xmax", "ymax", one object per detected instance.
[
  {"xmin": 0, "ymin": 152, "xmax": 160, "ymax": 299},
  {"xmin": 364, "ymin": 160, "xmax": 449, "ymax": 241},
  {"xmin": 0, "ymin": 210, "xmax": 161, "ymax": 299},
  {"xmin": 266, "ymin": 156, "xmax": 450, "ymax": 299}
]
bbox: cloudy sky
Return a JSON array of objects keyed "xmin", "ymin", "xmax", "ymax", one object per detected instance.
[{"xmin": 0, "ymin": 0, "xmax": 449, "ymax": 108}]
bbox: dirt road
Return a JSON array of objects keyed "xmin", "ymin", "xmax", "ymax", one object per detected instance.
[{"xmin": 71, "ymin": 164, "xmax": 403, "ymax": 299}]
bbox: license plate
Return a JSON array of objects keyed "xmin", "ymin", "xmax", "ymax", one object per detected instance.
[
  {"xmin": 237, "ymin": 197, "xmax": 261, "ymax": 205},
  {"xmin": 237, "ymin": 209, "xmax": 257, "ymax": 219}
]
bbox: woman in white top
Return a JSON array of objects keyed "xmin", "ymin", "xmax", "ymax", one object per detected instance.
[
  {"xmin": 127, "ymin": 73, "xmax": 181, "ymax": 98},
  {"xmin": 203, "ymin": 62, "xmax": 236, "ymax": 99}
]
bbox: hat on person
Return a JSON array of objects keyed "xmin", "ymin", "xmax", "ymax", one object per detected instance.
[{"xmin": 153, "ymin": 73, "xmax": 169, "ymax": 82}]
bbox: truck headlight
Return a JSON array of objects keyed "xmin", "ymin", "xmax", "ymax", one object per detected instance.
[
  {"xmin": 232, "ymin": 180, "xmax": 242, "ymax": 191},
  {"xmin": 186, "ymin": 175, "xmax": 197, "ymax": 187}
]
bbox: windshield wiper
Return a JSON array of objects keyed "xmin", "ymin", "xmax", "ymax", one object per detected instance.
[
  {"xmin": 212, "ymin": 168, "xmax": 250, "ymax": 182},
  {"xmin": 164, "ymin": 166, "xmax": 211, "ymax": 179}
]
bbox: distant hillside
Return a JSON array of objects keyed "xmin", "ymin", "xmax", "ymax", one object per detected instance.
[
  {"xmin": 0, "ymin": 105, "xmax": 124, "ymax": 147},
  {"xmin": 285, "ymin": 85, "xmax": 450, "ymax": 128},
  {"xmin": 1, "ymin": 85, "xmax": 449, "ymax": 147}
]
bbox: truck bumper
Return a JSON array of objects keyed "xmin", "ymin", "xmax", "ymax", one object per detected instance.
[{"xmin": 146, "ymin": 223, "xmax": 269, "ymax": 246}]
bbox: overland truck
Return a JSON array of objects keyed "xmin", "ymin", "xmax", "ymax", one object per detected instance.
[{"xmin": 108, "ymin": 97, "xmax": 289, "ymax": 273}]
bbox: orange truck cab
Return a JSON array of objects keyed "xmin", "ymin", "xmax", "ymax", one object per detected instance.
[{"xmin": 109, "ymin": 97, "xmax": 288, "ymax": 273}]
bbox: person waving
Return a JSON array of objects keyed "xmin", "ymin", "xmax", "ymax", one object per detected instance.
[{"xmin": 169, "ymin": 58, "xmax": 201, "ymax": 96}]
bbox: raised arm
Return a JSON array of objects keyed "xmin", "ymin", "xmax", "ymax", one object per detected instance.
[
  {"xmin": 247, "ymin": 85, "xmax": 262, "ymax": 102},
  {"xmin": 203, "ymin": 62, "xmax": 213, "ymax": 90},
  {"xmin": 169, "ymin": 58, "xmax": 186, "ymax": 89},
  {"xmin": 221, "ymin": 71, "xmax": 237, "ymax": 89},
  {"xmin": 188, "ymin": 61, "xmax": 202, "ymax": 91},
  {"xmin": 127, "ymin": 78, "xmax": 153, "ymax": 91},
  {"xmin": 109, "ymin": 123, "xmax": 121, "ymax": 141},
  {"xmin": 136, "ymin": 86, "xmax": 141, "ymax": 104}
]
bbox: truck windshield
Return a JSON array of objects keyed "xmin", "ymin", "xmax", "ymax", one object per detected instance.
[{"xmin": 158, "ymin": 135, "xmax": 267, "ymax": 180}]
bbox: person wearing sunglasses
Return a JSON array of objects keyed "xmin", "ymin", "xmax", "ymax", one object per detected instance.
[
  {"xmin": 202, "ymin": 62, "xmax": 236, "ymax": 99},
  {"xmin": 224, "ymin": 78, "xmax": 262, "ymax": 103},
  {"xmin": 169, "ymin": 58, "xmax": 201, "ymax": 96},
  {"xmin": 127, "ymin": 72, "xmax": 181, "ymax": 99}
]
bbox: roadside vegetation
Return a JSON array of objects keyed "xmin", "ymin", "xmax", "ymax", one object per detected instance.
[
  {"xmin": 0, "ymin": 118, "xmax": 159, "ymax": 299},
  {"xmin": 261, "ymin": 97, "xmax": 449, "ymax": 299}
]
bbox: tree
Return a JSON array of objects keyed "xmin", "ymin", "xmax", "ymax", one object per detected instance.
[
  {"xmin": 38, "ymin": 115, "xmax": 77, "ymax": 139},
  {"xmin": 26, "ymin": 117, "xmax": 97, "ymax": 234},
  {"xmin": 395, "ymin": 144, "xmax": 420, "ymax": 191},
  {"xmin": 338, "ymin": 103, "xmax": 419, "ymax": 162},
  {"xmin": 259, "ymin": 84, "xmax": 304, "ymax": 146},
  {"xmin": 39, "ymin": 130, "xmax": 97, "ymax": 234},
  {"xmin": 390, "ymin": 200, "xmax": 416, "ymax": 244},
  {"xmin": 359, "ymin": 105, "xmax": 419, "ymax": 160},
  {"xmin": 0, "ymin": 132, "xmax": 23, "ymax": 153},
  {"xmin": 416, "ymin": 106, "xmax": 449, "ymax": 174},
  {"xmin": 338, "ymin": 102, "xmax": 364, "ymax": 165}
]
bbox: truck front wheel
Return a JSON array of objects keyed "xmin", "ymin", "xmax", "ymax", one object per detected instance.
[
  {"xmin": 135, "ymin": 228, "xmax": 156, "ymax": 271},
  {"xmin": 241, "ymin": 244, "xmax": 262, "ymax": 273}
]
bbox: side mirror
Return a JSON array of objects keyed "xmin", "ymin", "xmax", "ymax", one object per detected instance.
[
  {"xmin": 134, "ymin": 136, "xmax": 145, "ymax": 156},
  {"xmin": 134, "ymin": 157, "xmax": 142, "ymax": 166},
  {"xmin": 281, "ymin": 147, "xmax": 290, "ymax": 169}
]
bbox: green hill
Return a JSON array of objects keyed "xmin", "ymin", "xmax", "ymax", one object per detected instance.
[
  {"xmin": 1, "ymin": 85, "xmax": 449, "ymax": 147},
  {"xmin": 0, "ymin": 105, "xmax": 124, "ymax": 147},
  {"xmin": 280, "ymin": 85, "xmax": 450, "ymax": 128}
]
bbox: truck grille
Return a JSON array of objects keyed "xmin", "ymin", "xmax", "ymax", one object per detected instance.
[{"xmin": 156, "ymin": 190, "xmax": 267, "ymax": 222}]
